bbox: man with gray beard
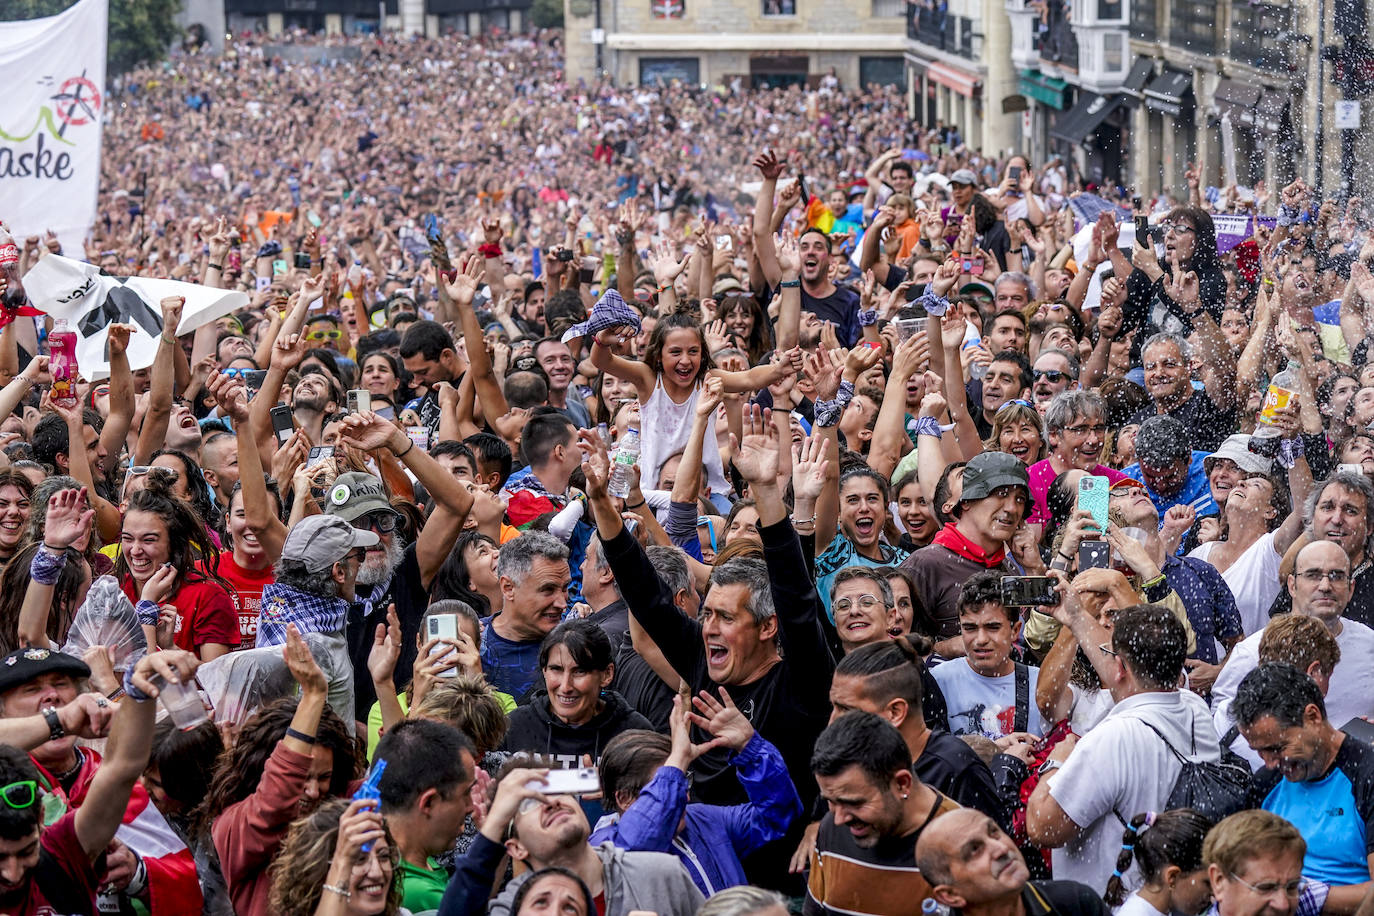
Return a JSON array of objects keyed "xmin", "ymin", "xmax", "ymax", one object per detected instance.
[{"xmin": 327, "ymin": 411, "xmax": 475, "ymax": 730}]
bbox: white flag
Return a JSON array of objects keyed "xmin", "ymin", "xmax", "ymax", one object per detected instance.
[
  {"xmin": 22, "ymin": 255, "xmax": 250, "ymax": 380},
  {"xmin": 0, "ymin": 0, "xmax": 107, "ymax": 257}
]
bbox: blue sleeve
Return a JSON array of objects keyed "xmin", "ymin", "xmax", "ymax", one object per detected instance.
[
  {"xmin": 721, "ymin": 732, "xmax": 804, "ymax": 856},
  {"xmin": 436, "ymin": 832, "xmax": 508, "ymax": 916},
  {"xmin": 1189, "ymin": 557, "xmax": 1244, "ymax": 641},
  {"xmin": 599, "ymin": 766, "xmax": 688, "ymax": 853},
  {"xmin": 665, "ymin": 500, "xmax": 705, "ymax": 562}
]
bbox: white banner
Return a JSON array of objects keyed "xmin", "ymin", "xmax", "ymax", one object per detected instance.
[
  {"xmin": 22, "ymin": 255, "xmax": 250, "ymax": 380},
  {"xmin": 0, "ymin": 0, "xmax": 107, "ymax": 257}
]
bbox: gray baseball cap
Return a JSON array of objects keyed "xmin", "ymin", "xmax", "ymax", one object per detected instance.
[
  {"xmin": 950, "ymin": 168, "xmax": 978, "ymax": 186},
  {"xmin": 324, "ymin": 472, "xmax": 395, "ymax": 523},
  {"xmin": 960, "ymin": 452, "xmax": 1030, "ymax": 502},
  {"xmin": 282, "ymin": 515, "xmax": 379, "ymax": 573}
]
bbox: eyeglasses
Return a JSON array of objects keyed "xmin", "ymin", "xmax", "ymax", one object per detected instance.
[
  {"xmin": 1063, "ymin": 423, "xmax": 1107, "ymax": 436},
  {"xmin": 1033, "ymin": 370, "xmax": 1074, "ymax": 383},
  {"xmin": 1143, "ymin": 359, "xmax": 1184, "ymax": 372},
  {"xmin": 1098, "ymin": 643, "xmax": 1118, "ymax": 657},
  {"xmin": 0, "ymin": 780, "xmax": 38, "ymax": 810},
  {"xmin": 1160, "ymin": 222, "xmax": 1197, "ymax": 236},
  {"xmin": 356, "ymin": 513, "xmax": 399, "ymax": 534},
  {"xmin": 1298, "ymin": 569, "xmax": 1350, "ymax": 584},
  {"xmin": 306, "ymin": 328, "xmax": 344, "ymax": 341},
  {"xmin": 1228, "ymin": 873, "xmax": 1302, "ymax": 898},
  {"xmin": 833, "ymin": 594, "xmax": 886, "ymax": 613},
  {"xmin": 125, "ymin": 466, "xmax": 179, "ymax": 485},
  {"xmin": 220, "ymin": 367, "xmax": 254, "ymax": 379}
]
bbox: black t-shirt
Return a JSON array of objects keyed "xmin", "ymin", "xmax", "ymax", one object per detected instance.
[
  {"xmin": 612, "ymin": 638, "xmax": 675, "ymax": 731},
  {"xmin": 1128, "ymin": 390, "xmax": 1238, "ymax": 453},
  {"xmin": 347, "ymin": 544, "xmax": 425, "ymax": 718},
  {"xmin": 916, "ymin": 729, "xmax": 1007, "ymax": 828},
  {"xmin": 1023, "ymin": 879, "xmax": 1112, "ymax": 916}
]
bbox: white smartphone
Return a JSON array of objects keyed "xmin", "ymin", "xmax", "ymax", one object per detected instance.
[
  {"xmin": 538, "ymin": 767, "xmax": 600, "ymax": 796},
  {"xmin": 347, "ymin": 389, "xmax": 372, "ymax": 414},
  {"xmin": 426, "ymin": 613, "xmax": 459, "ymax": 677}
]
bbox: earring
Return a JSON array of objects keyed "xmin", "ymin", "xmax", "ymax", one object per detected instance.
[{"xmin": 902, "ymin": 792, "xmax": 909, "ymax": 800}]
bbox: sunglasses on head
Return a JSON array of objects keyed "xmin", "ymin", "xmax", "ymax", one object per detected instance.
[{"xmin": 0, "ymin": 780, "xmax": 38, "ymax": 810}]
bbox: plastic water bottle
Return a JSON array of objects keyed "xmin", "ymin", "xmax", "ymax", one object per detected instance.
[
  {"xmin": 347, "ymin": 259, "xmax": 364, "ymax": 288},
  {"xmin": 963, "ymin": 321, "xmax": 987, "ymax": 381},
  {"xmin": 923, "ymin": 898, "xmax": 951, "ymax": 916},
  {"xmin": 608, "ymin": 427, "xmax": 640, "ymax": 499},
  {"xmin": 352, "ymin": 758, "xmax": 387, "ymax": 851},
  {"xmin": 1254, "ymin": 359, "xmax": 1298, "ymax": 439},
  {"xmin": 49, "ymin": 318, "xmax": 79, "ymax": 408}
]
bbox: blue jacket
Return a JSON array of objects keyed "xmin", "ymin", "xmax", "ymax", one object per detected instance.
[{"xmin": 589, "ymin": 732, "xmax": 801, "ymax": 895}]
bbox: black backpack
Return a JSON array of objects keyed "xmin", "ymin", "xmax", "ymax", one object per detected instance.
[{"xmin": 1132, "ymin": 718, "xmax": 1252, "ymax": 822}]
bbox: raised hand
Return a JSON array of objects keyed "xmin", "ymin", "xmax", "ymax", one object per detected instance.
[
  {"xmin": 331, "ymin": 799, "xmax": 387, "ymax": 869},
  {"xmin": 930, "ymin": 256, "xmax": 961, "ymax": 298},
  {"xmin": 791, "ymin": 433, "xmax": 831, "ymax": 502},
  {"xmin": 648, "ymin": 240, "xmax": 689, "ymax": 285},
  {"xmin": 339, "ymin": 411, "xmax": 407, "ymax": 454},
  {"xmin": 695, "ymin": 375, "xmax": 724, "ymax": 419},
  {"xmin": 688, "ymin": 688, "xmax": 755, "ymax": 752},
  {"xmin": 159, "ymin": 296, "xmax": 184, "ymax": 339},
  {"xmin": 442, "ymin": 253, "xmax": 485, "ymax": 306},
  {"xmin": 803, "ymin": 347, "xmax": 842, "ymax": 403},
  {"xmin": 731, "ymin": 404, "xmax": 779, "ymax": 485},
  {"xmin": 283, "ymin": 623, "xmax": 328, "ymax": 696},
  {"xmin": 42, "ymin": 488, "xmax": 93, "ymax": 551},
  {"xmin": 106, "ymin": 323, "xmax": 133, "ymax": 359},
  {"xmin": 1166, "ymin": 263, "xmax": 1200, "ymax": 309},
  {"xmin": 753, "ymin": 150, "xmax": 786, "ymax": 180},
  {"xmin": 366, "ymin": 605, "xmax": 402, "ymax": 686},
  {"xmin": 576, "ymin": 429, "xmax": 611, "ymax": 498},
  {"xmin": 776, "ymin": 233, "xmax": 801, "ymax": 277},
  {"xmin": 207, "ymin": 372, "xmax": 251, "ymax": 424}
]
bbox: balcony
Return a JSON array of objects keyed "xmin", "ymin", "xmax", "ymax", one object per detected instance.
[
  {"xmin": 1074, "ymin": 28, "xmax": 1129, "ymax": 90},
  {"xmin": 1039, "ymin": 0, "xmax": 1079, "ymax": 75},
  {"xmin": 906, "ymin": 1, "xmax": 975, "ymax": 59},
  {"xmin": 1006, "ymin": 0, "xmax": 1040, "ymax": 69}
]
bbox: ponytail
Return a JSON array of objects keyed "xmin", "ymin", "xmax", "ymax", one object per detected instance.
[{"xmin": 1104, "ymin": 808, "xmax": 1212, "ymax": 907}]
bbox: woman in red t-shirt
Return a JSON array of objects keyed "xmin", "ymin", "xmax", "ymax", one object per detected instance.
[
  {"xmin": 214, "ymin": 476, "xmax": 288, "ymax": 650},
  {"xmin": 116, "ymin": 481, "xmax": 238, "ymax": 660}
]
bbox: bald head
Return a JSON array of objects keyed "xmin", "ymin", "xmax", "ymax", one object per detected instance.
[
  {"xmin": 1289, "ymin": 539, "xmax": 1352, "ymax": 627},
  {"xmin": 915, "ymin": 808, "xmax": 1029, "ymax": 908}
]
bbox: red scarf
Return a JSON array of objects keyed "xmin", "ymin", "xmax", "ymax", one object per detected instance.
[{"xmin": 933, "ymin": 524, "xmax": 1007, "ymax": 567}]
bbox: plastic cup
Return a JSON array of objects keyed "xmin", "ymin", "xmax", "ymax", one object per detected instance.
[
  {"xmin": 155, "ymin": 675, "xmax": 210, "ymax": 731},
  {"xmin": 895, "ymin": 318, "xmax": 923, "ymax": 342}
]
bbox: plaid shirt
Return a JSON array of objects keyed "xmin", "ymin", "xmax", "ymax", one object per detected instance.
[{"xmin": 255, "ymin": 581, "xmax": 350, "ymax": 648}]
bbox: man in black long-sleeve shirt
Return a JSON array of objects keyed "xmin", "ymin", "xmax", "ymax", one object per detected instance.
[{"xmin": 579, "ymin": 411, "xmax": 835, "ymax": 887}]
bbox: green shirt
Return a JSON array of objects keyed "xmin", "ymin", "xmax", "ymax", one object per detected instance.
[{"xmin": 398, "ymin": 856, "xmax": 451, "ymax": 914}]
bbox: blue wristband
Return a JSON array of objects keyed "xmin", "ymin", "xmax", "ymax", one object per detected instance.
[
  {"xmin": 916, "ymin": 292, "xmax": 950, "ymax": 316},
  {"xmin": 913, "ymin": 416, "xmax": 943, "ymax": 439},
  {"xmin": 134, "ymin": 599, "xmax": 160, "ymax": 627},
  {"xmin": 857, "ymin": 308, "xmax": 879, "ymax": 327},
  {"xmin": 30, "ymin": 547, "xmax": 67, "ymax": 587},
  {"xmin": 122, "ymin": 666, "xmax": 153, "ymax": 703}
]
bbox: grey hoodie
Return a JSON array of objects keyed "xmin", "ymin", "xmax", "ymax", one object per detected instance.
[{"xmin": 487, "ymin": 843, "xmax": 704, "ymax": 916}]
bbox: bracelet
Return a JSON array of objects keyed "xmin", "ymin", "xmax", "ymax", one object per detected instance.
[
  {"xmin": 478, "ymin": 242, "xmax": 502, "ymax": 259},
  {"xmin": 857, "ymin": 308, "xmax": 879, "ymax": 327},
  {"xmin": 1141, "ymin": 573, "xmax": 1167, "ymax": 590},
  {"xmin": 792, "ymin": 515, "xmax": 817, "ymax": 526},
  {"xmin": 779, "ymin": 279, "xmax": 801, "ymax": 289},
  {"xmin": 394, "ymin": 437, "xmax": 415, "ymax": 459},
  {"xmin": 912, "ymin": 416, "xmax": 943, "ymax": 439},
  {"xmin": 915, "ymin": 291, "xmax": 950, "ymax": 316},
  {"xmin": 207, "ymin": 263, "xmax": 223, "ymax": 271},
  {"xmin": 134, "ymin": 598, "xmax": 160, "ymax": 627},
  {"xmin": 656, "ymin": 283, "xmax": 672, "ymax": 294},
  {"xmin": 106, "ymin": 686, "xmax": 127, "ymax": 702},
  {"xmin": 161, "ymin": 335, "xmax": 176, "ymax": 346},
  {"xmin": 286, "ymin": 726, "xmax": 317, "ymax": 745},
  {"xmin": 624, "ymin": 499, "xmax": 646, "ymax": 510},
  {"xmin": 30, "ymin": 546, "xmax": 67, "ymax": 586},
  {"xmin": 323, "ymin": 883, "xmax": 352, "ymax": 900},
  {"xmin": 1058, "ymin": 550, "xmax": 1074, "ymax": 562}
]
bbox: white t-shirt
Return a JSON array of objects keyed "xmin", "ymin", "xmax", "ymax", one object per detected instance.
[
  {"xmin": 1048, "ymin": 690, "xmax": 1220, "ymax": 892},
  {"xmin": 1189, "ymin": 532, "xmax": 1282, "ymax": 638},
  {"xmin": 1068, "ymin": 683, "xmax": 1115, "ymax": 734},
  {"xmin": 932, "ymin": 657, "xmax": 1047, "ymax": 738},
  {"xmin": 1117, "ymin": 892, "xmax": 1168, "ymax": 916},
  {"xmin": 1212, "ymin": 617, "xmax": 1374, "ymax": 769}
]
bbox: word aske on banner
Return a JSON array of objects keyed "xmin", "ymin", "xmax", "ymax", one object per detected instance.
[
  {"xmin": 22, "ymin": 254, "xmax": 249, "ymax": 381},
  {"xmin": 0, "ymin": 0, "xmax": 108, "ymax": 257}
]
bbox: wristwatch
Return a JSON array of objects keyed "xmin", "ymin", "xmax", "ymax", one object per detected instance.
[
  {"xmin": 1039, "ymin": 758, "xmax": 1064, "ymax": 775},
  {"xmin": 40, "ymin": 706, "xmax": 64, "ymax": 742}
]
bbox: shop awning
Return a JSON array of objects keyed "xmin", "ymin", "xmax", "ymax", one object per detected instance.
[
  {"xmin": 1051, "ymin": 90, "xmax": 1130, "ymax": 144},
  {"xmin": 1252, "ymin": 88, "xmax": 1290, "ymax": 135},
  {"xmin": 1211, "ymin": 78, "xmax": 1262, "ymax": 124},
  {"xmin": 1018, "ymin": 69, "xmax": 1071, "ymax": 109},
  {"xmin": 1122, "ymin": 57, "xmax": 1153, "ymax": 96},
  {"xmin": 927, "ymin": 60, "xmax": 981, "ymax": 97},
  {"xmin": 1144, "ymin": 67, "xmax": 1193, "ymax": 116}
]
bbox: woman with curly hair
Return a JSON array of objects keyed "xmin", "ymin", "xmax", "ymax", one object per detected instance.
[
  {"xmin": 269, "ymin": 798, "xmax": 402, "ymax": 916},
  {"xmin": 718, "ymin": 293, "xmax": 773, "ymax": 366},
  {"xmin": 115, "ymin": 475, "xmax": 238, "ymax": 659},
  {"xmin": 984, "ymin": 400, "xmax": 1047, "ymax": 466},
  {"xmin": 202, "ymin": 631, "xmax": 361, "ymax": 916}
]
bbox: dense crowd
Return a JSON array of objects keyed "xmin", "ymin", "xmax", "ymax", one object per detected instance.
[{"xmin": 0, "ymin": 23, "xmax": 1372, "ymax": 916}]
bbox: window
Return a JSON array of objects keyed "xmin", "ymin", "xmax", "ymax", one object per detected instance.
[
  {"xmin": 1229, "ymin": 2, "xmax": 1288, "ymax": 68},
  {"xmin": 1096, "ymin": 0, "xmax": 1123, "ymax": 18},
  {"xmin": 1131, "ymin": 0, "xmax": 1156, "ymax": 39},
  {"xmin": 1103, "ymin": 31, "xmax": 1124, "ymax": 70},
  {"xmin": 762, "ymin": 0, "xmax": 796, "ymax": 15},
  {"xmin": 1169, "ymin": 0, "xmax": 1216, "ymax": 54},
  {"xmin": 873, "ymin": 0, "xmax": 904, "ymax": 15},
  {"xmin": 651, "ymin": 0, "xmax": 685, "ymax": 17},
  {"xmin": 859, "ymin": 57, "xmax": 907, "ymax": 88},
  {"xmin": 640, "ymin": 57, "xmax": 700, "ymax": 86}
]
